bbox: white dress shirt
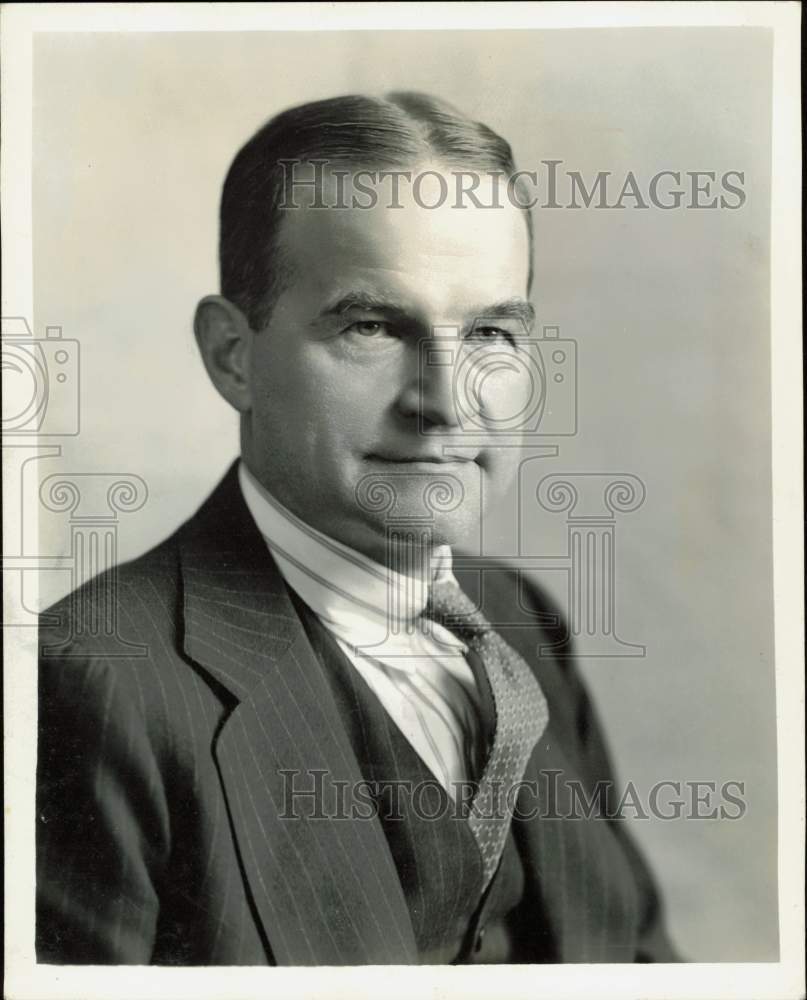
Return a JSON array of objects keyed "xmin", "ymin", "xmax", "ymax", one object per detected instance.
[{"xmin": 238, "ymin": 461, "xmax": 482, "ymax": 796}]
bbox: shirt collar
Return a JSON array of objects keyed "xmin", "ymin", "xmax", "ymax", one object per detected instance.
[{"xmin": 238, "ymin": 461, "xmax": 462, "ymax": 651}]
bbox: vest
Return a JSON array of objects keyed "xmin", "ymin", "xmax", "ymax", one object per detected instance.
[{"xmin": 291, "ymin": 592, "xmax": 550, "ymax": 964}]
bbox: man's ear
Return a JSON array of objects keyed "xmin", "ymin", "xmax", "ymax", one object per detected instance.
[{"xmin": 194, "ymin": 296, "xmax": 253, "ymax": 412}]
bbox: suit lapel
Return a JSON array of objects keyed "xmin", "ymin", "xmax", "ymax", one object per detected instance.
[{"xmin": 179, "ymin": 464, "xmax": 418, "ymax": 965}]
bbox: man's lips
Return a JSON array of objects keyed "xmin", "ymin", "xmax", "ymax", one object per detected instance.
[{"xmin": 366, "ymin": 453, "xmax": 480, "ymax": 466}]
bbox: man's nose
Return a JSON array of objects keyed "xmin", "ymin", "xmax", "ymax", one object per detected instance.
[{"xmin": 397, "ymin": 333, "xmax": 463, "ymax": 430}]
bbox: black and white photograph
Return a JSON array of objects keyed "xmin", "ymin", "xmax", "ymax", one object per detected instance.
[{"xmin": 2, "ymin": 3, "xmax": 803, "ymax": 999}]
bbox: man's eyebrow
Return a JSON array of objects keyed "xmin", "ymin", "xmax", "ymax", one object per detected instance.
[
  {"xmin": 316, "ymin": 291, "xmax": 412, "ymax": 321},
  {"xmin": 468, "ymin": 298, "xmax": 536, "ymax": 328},
  {"xmin": 313, "ymin": 291, "xmax": 535, "ymax": 330}
]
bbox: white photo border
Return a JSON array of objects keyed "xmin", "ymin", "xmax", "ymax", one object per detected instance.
[{"xmin": 2, "ymin": 3, "xmax": 803, "ymax": 999}]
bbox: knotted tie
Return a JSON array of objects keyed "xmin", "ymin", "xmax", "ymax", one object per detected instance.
[{"xmin": 425, "ymin": 579, "xmax": 550, "ymax": 892}]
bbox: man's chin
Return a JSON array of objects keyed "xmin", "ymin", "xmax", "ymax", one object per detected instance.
[
  {"xmin": 347, "ymin": 463, "xmax": 482, "ymax": 557},
  {"xmin": 356, "ymin": 462, "xmax": 480, "ymax": 513},
  {"xmin": 370, "ymin": 507, "xmax": 481, "ymax": 556}
]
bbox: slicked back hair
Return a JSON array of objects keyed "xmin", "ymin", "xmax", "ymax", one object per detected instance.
[{"xmin": 220, "ymin": 92, "xmax": 534, "ymax": 331}]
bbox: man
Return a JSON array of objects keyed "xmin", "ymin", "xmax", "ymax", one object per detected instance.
[{"xmin": 37, "ymin": 92, "xmax": 677, "ymax": 965}]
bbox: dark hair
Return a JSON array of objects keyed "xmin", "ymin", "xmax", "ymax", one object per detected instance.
[{"xmin": 219, "ymin": 91, "xmax": 533, "ymax": 330}]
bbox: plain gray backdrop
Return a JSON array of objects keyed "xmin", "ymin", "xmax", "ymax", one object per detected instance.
[{"xmin": 31, "ymin": 27, "xmax": 775, "ymax": 961}]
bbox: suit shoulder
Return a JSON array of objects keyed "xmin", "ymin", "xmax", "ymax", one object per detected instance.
[
  {"xmin": 41, "ymin": 526, "xmax": 182, "ymax": 634},
  {"xmin": 38, "ymin": 522, "xmax": 228, "ymax": 767},
  {"xmin": 37, "ymin": 527, "xmax": 190, "ymax": 721}
]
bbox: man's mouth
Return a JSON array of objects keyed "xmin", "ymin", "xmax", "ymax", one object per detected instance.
[{"xmin": 367, "ymin": 453, "xmax": 479, "ymax": 465}]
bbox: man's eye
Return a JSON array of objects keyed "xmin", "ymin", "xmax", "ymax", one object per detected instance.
[
  {"xmin": 469, "ymin": 326, "xmax": 516, "ymax": 346},
  {"xmin": 344, "ymin": 321, "xmax": 393, "ymax": 338}
]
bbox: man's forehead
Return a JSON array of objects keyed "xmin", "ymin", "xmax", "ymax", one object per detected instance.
[
  {"xmin": 276, "ymin": 172, "xmax": 529, "ymax": 289},
  {"xmin": 292, "ymin": 257, "xmax": 530, "ymax": 325}
]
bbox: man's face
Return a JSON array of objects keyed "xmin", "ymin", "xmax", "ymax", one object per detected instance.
[{"xmin": 243, "ymin": 166, "xmax": 532, "ymax": 564}]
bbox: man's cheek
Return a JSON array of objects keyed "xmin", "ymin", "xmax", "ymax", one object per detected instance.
[
  {"xmin": 485, "ymin": 450, "xmax": 521, "ymax": 492},
  {"xmin": 483, "ymin": 368, "xmax": 536, "ymax": 425}
]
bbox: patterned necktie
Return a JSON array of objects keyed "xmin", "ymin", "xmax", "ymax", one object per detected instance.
[{"xmin": 425, "ymin": 579, "xmax": 550, "ymax": 892}]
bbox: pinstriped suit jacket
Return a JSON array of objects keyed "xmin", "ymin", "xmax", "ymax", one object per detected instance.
[{"xmin": 36, "ymin": 461, "xmax": 677, "ymax": 965}]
